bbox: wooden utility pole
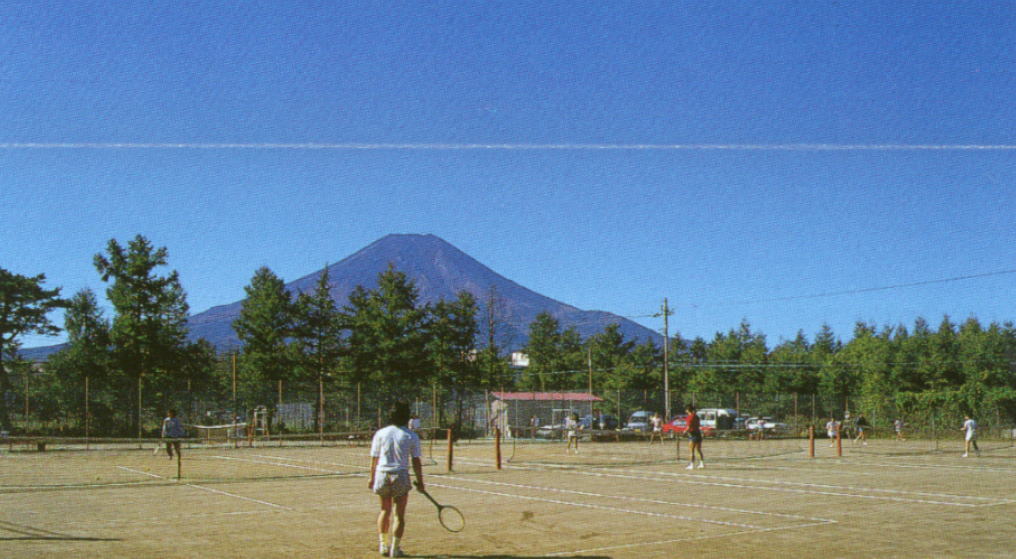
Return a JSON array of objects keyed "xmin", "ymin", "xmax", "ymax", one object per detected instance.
[
  {"xmin": 659, "ymin": 298, "xmax": 673, "ymax": 421},
  {"xmin": 587, "ymin": 346, "xmax": 593, "ymax": 395},
  {"xmin": 232, "ymin": 352, "xmax": 238, "ymax": 413},
  {"xmin": 84, "ymin": 376, "xmax": 90, "ymax": 449}
]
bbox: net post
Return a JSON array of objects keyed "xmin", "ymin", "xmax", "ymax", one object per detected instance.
[
  {"xmin": 495, "ymin": 427, "xmax": 502, "ymax": 470},
  {"xmin": 446, "ymin": 428, "xmax": 454, "ymax": 473},
  {"xmin": 836, "ymin": 423, "xmax": 843, "ymax": 457},
  {"xmin": 176, "ymin": 448, "xmax": 182, "ymax": 481},
  {"xmin": 675, "ymin": 432, "xmax": 681, "ymax": 462},
  {"xmin": 808, "ymin": 425, "xmax": 815, "ymax": 458}
]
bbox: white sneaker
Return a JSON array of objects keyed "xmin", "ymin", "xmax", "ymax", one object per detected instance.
[
  {"xmin": 961, "ymin": 453, "xmax": 968, "ymax": 458},
  {"xmin": 379, "ymin": 543, "xmax": 388, "ymax": 556},
  {"xmin": 696, "ymin": 462, "xmax": 705, "ymax": 469},
  {"xmin": 389, "ymin": 547, "xmax": 404, "ymax": 558},
  {"xmin": 685, "ymin": 463, "xmax": 695, "ymax": 470}
]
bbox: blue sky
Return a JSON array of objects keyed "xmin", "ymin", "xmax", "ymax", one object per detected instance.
[{"xmin": 3, "ymin": 1, "xmax": 1014, "ymax": 349}]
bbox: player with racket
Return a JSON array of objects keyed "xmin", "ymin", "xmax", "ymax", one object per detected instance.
[
  {"xmin": 160, "ymin": 409, "xmax": 185, "ymax": 459},
  {"xmin": 369, "ymin": 401, "xmax": 425, "ymax": 558}
]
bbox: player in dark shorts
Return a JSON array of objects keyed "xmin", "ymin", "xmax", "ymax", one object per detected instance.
[{"xmin": 685, "ymin": 405, "xmax": 705, "ymax": 470}]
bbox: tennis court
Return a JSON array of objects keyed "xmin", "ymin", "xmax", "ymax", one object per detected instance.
[{"xmin": 2, "ymin": 435, "xmax": 1014, "ymax": 558}]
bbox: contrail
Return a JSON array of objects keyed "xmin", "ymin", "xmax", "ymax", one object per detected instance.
[{"xmin": 0, "ymin": 142, "xmax": 1015, "ymax": 150}]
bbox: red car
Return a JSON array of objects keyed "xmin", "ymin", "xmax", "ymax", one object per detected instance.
[{"xmin": 662, "ymin": 414, "xmax": 715, "ymax": 436}]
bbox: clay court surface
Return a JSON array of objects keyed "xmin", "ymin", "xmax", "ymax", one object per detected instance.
[{"xmin": 2, "ymin": 437, "xmax": 1014, "ymax": 558}]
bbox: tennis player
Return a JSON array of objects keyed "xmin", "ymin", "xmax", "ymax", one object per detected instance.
[
  {"xmin": 961, "ymin": 415, "xmax": 980, "ymax": 457},
  {"xmin": 854, "ymin": 413, "xmax": 870, "ymax": 445},
  {"xmin": 565, "ymin": 413, "xmax": 580, "ymax": 454},
  {"xmin": 894, "ymin": 418, "xmax": 906, "ymax": 441},
  {"xmin": 369, "ymin": 401, "xmax": 424, "ymax": 558},
  {"xmin": 685, "ymin": 405, "xmax": 704, "ymax": 469},
  {"xmin": 161, "ymin": 409, "xmax": 185, "ymax": 459},
  {"xmin": 825, "ymin": 417, "xmax": 839, "ymax": 447},
  {"xmin": 648, "ymin": 412, "xmax": 664, "ymax": 445}
]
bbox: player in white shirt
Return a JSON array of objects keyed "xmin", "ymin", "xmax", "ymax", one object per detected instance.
[
  {"xmin": 565, "ymin": 413, "xmax": 580, "ymax": 454},
  {"xmin": 369, "ymin": 402, "xmax": 425, "ymax": 557},
  {"xmin": 649, "ymin": 412, "xmax": 664, "ymax": 445},
  {"xmin": 961, "ymin": 415, "xmax": 980, "ymax": 457},
  {"xmin": 825, "ymin": 417, "xmax": 839, "ymax": 447}
]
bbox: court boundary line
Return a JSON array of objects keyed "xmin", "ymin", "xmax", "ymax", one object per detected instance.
[
  {"xmin": 426, "ymin": 481, "xmax": 766, "ymax": 529},
  {"xmin": 438, "ymin": 474, "xmax": 836, "ymax": 525},
  {"xmin": 545, "ymin": 521, "xmax": 833, "ymax": 557},
  {"xmin": 455, "ymin": 457, "xmax": 1008, "ymax": 507},
  {"xmin": 115, "ymin": 465, "xmax": 293, "ymax": 511},
  {"xmin": 603, "ymin": 466, "xmax": 1013, "ymax": 504}
]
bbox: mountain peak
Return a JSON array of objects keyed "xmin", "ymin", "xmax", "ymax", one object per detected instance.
[{"xmin": 181, "ymin": 234, "xmax": 661, "ymax": 352}]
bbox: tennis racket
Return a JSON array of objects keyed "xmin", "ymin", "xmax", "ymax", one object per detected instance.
[
  {"xmin": 153, "ymin": 439, "xmax": 163, "ymax": 456},
  {"xmin": 414, "ymin": 482, "xmax": 464, "ymax": 532}
]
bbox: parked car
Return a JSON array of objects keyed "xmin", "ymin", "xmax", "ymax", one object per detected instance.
[
  {"xmin": 745, "ymin": 416, "xmax": 790, "ymax": 432},
  {"xmin": 662, "ymin": 414, "xmax": 715, "ymax": 436},
  {"xmin": 623, "ymin": 411, "xmax": 654, "ymax": 432},
  {"xmin": 696, "ymin": 408, "xmax": 739, "ymax": 430}
]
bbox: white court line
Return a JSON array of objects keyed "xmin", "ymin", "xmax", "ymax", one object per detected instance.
[
  {"xmin": 603, "ymin": 466, "xmax": 1011, "ymax": 503},
  {"xmin": 830, "ymin": 459, "xmax": 1016, "ymax": 474},
  {"xmin": 457, "ymin": 457, "xmax": 1006, "ymax": 507},
  {"xmin": 209, "ymin": 454, "xmax": 367, "ymax": 476},
  {"xmin": 248, "ymin": 453, "xmax": 370, "ymax": 471},
  {"xmin": 438, "ymin": 474, "xmax": 835, "ymax": 525},
  {"xmin": 209, "ymin": 455, "xmax": 341, "ymax": 474},
  {"xmin": 426, "ymin": 481, "xmax": 765, "ymax": 529},
  {"xmin": 546, "ymin": 521, "xmax": 833, "ymax": 557},
  {"xmin": 116, "ymin": 465, "xmax": 293, "ymax": 511}
]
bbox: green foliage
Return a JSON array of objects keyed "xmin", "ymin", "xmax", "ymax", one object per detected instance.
[
  {"xmin": 292, "ymin": 267, "xmax": 344, "ymax": 382},
  {"xmin": 94, "ymin": 235, "xmax": 198, "ymax": 433},
  {"xmin": 343, "ymin": 265, "xmax": 433, "ymax": 397},
  {"xmin": 0, "ymin": 267, "xmax": 68, "ymax": 431},
  {"xmin": 233, "ymin": 266, "xmax": 296, "ymax": 407}
]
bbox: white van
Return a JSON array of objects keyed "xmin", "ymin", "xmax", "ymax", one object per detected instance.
[
  {"xmin": 624, "ymin": 411, "xmax": 654, "ymax": 432},
  {"xmin": 696, "ymin": 408, "xmax": 738, "ymax": 430}
]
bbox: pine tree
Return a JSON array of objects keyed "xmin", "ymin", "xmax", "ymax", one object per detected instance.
[
  {"xmin": 94, "ymin": 235, "xmax": 191, "ymax": 436},
  {"xmin": 232, "ymin": 266, "xmax": 296, "ymax": 410}
]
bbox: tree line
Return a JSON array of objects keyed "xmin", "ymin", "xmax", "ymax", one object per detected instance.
[{"xmin": 2, "ymin": 234, "xmax": 1015, "ymax": 436}]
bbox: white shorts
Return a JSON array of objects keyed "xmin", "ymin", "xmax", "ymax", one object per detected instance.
[
  {"xmin": 373, "ymin": 470, "xmax": 411, "ymax": 499},
  {"xmin": 965, "ymin": 432, "xmax": 976, "ymax": 442}
]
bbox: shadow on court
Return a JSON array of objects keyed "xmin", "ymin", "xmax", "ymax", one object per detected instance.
[{"xmin": 0, "ymin": 520, "xmax": 121, "ymax": 542}]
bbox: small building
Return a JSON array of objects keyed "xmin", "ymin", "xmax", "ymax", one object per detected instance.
[{"xmin": 489, "ymin": 391, "xmax": 603, "ymax": 436}]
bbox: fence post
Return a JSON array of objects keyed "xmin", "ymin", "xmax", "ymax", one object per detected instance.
[
  {"xmin": 495, "ymin": 427, "xmax": 502, "ymax": 470},
  {"xmin": 808, "ymin": 425, "xmax": 815, "ymax": 458},
  {"xmin": 84, "ymin": 376, "xmax": 90, "ymax": 450},
  {"xmin": 446, "ymin": 428, "xmax": 454, "ymax": 473}
]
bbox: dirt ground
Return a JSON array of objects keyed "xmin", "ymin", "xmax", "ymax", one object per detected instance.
[{"xmin": 2, "ymin": 438, "xmax": 1014, "ymax": 558}]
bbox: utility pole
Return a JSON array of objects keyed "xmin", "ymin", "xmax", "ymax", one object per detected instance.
[
  {"xmin": 657, "ymin": 298, "xmax": 674, "ymax": 421},
  {"xmin": 587, "ymin": 346, "xmax": 593, "ymax": 395}
]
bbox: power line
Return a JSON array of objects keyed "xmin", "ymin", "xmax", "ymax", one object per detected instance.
[{"xmin": 714, "ymin": 269, "xmax": 1016, "ymax": 307}]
